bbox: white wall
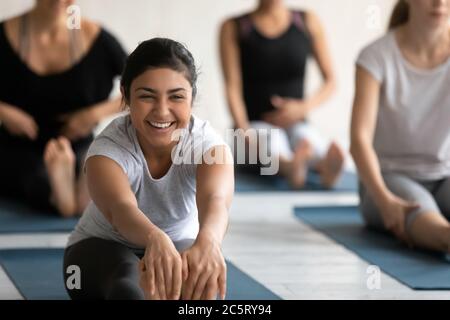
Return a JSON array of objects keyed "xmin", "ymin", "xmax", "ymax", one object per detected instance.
[{"xmin": 0, "ymin": 0, "xmax": 397, "ymax": 149}]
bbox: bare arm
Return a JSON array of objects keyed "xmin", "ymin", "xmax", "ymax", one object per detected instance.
[
  {"xmin": 85, "ymin": 155, "xmax": 160, "ymax": 247},
  {"xmin": 350, "ymin": 66, "xmax": 422, "ymax": 242},
  {"xmin": 90, "ymin": 96, "xmax": 123, "ymax": 121},
  {"xmin": 219, "ymin": 19, "xmax": 250, "ymax": 130},
  {"xmin": 303, "ymin": 11, "xmax": 337, "ymax": 112},
  {"xmin": 195, "ymin": 145, "xmax": 234, "ymax": 244},
  {"xmin": 181, "ymin": 145, "xmax": 234, "ymax": 300},
  {"xmin": 59, "ymin": 96, "xmax": 122, "ymax": 141},
  {"xmin": 0, "ymin": 100, "xmax": 39, "ymax": 140},
  {"xmin": 350, "ymin": 66, "xmax": 391, "ymax": 204}
]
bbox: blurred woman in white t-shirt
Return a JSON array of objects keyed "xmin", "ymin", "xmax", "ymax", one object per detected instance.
[{"xmin": 351, "ymin": 0, "xmax": 450, "ymax": 252}]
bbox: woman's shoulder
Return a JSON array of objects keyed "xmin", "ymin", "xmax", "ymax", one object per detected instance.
[
  {"xmin": 221, "ymin": 10, "xmax": 254, "ymax": 33},
  {"xmin": 220, "ymin": 14, "xmax": 245, "ymax": 35},
  {"xmin": 97, "ymin": 114, "xmax": 130, "ymax": 138},
  {"xmin": 94, "ymin": 114, "xmax": 137, "ymax": 155},
  {"xmin": 0, "ymin": 15, "xmax": 22, "ymax": 50},
  {"xmin": 80, "ymin": 19, "xmax": 101, "ymax": 44},
  {"xmin": 189, "ymin": 114, "xmax": 227, "ymax": 151},
  {"xmin": 301, "ymin": 10, "xmax": 321, "ymax": 35},
  {"xmin": 190, "ymin": 114, "xmax": 215, "ymax": 134},
  {"xmin": 356, "ymin": 32, "xmax": 395, "ymax": 82},
  {"xmin": 359, "ymin": 31, "xmax": 395, "ymax": 56},
  {"xmin": 1, "ymin": 15, "xmax": 21, "ymax": 29},
  {"xmin": 86, "ymin": 114, "xmax": 141, "ymax": 177},
  {"xmin": 80, "ymin": 19, "xmax": 124, "ymax": 53}
]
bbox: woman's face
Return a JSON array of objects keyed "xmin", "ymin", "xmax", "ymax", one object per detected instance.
[
  {"xmin": 127, "ymin": 68, "xmax": 193, "ymax": 151},
  {"xmin": 407, "ymin": 0, "xmax": 449, "ymax": 28}
]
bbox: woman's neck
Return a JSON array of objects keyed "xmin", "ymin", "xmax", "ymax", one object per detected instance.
[
  {"xmin": 402, "ymin": 20, "xmax": 450, "ymax": 59},
  {"xmin": 28, "ymin": 4, "xmax": 67, "ymax": 36},
  {"xmin": 255, "ymin": 1, "xmax": 289, "ymax": 18},
  {"xmin": 136, "ymin": 132, "xmax": 175, "ymax": 163}
]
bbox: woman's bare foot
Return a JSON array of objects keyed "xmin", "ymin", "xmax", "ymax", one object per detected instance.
[
  {"xmin": 44, "ymin": 137, "xmax": 77, "ymax": 217},
  {"xmin": 317, "ymin": 141, "xmax": 345, "ymax": 188},
  {"xmin": 289, "ymin": 139, "xmax": 313, "ymax": 189}
]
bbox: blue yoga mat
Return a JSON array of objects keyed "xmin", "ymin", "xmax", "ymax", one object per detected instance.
[
  {"xmin": 235, "ymin": 170, "xmax": 357, "ymax": 193},
  {"xmin": 0, "ymin": 249, "xmax": 280, "ymax": 300},
  {"xmin": 0, "ymin": 199, "xmax": 78, "ymax": 233},
  {"xmin": 293, "ymin": 206, "xmax": 450, "ymax": 290}
]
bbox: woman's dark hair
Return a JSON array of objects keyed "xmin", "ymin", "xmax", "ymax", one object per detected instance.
[
  {"xmin": 121, "ymin": 38, "xmax": 198, "ymax": 103},
  {"xmin": 388, "ymin": 0, "xmax": 409, "ymax": 30}
]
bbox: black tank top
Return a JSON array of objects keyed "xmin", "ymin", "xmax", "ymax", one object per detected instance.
[
  {"xmin": 0, "ymin": 22, "xmax": 127, "ymax": 149},
  {"xmin": 235, "ymin": 11, "xmax": 311, "ymax": 121}
]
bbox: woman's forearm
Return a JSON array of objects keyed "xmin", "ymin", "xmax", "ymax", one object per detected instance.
[
  {"xmin": 350, "ymin": 138, "xmax": 392, "ymax": 204},
  {"xmin": 303, "ymin": 77, "xmax": 337, "ymax": 113},
  {"xmin": 91, "ymin": 97, "xmax": 122, "ymax": 123},
  {"xmin": 196, "ymin": 196, "xmax": 229, "ymax": 245},
  {"xmin": 226, "ymin": 90, "xmax": 250, "ymax": 130},
  {"xmin": 106, "ymin": 200, "xmax": 161, "ymax": 248},
  {"xmin": 0, "ymin": 101, "xmax": 12, "ymax": 122}
]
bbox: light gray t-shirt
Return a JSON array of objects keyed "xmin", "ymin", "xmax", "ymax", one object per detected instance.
[
  {"xmin": 357, "ymin": 31, "xmax": 450, "ymax": 180},
  {"xmin": 66, "ymin": 113, "xmax": 228, "ymax": 250}
]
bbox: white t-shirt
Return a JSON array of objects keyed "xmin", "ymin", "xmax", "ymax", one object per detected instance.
[
  {"xmin": 357, "ymin": 31, "xmax": 450, "ymax": 180},
  {"xmin": 67, "ymin": 114, "xmax": 228, "ymax": 249}
]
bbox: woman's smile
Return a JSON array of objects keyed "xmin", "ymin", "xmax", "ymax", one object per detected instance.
[{"xmin": 146, "ymin": 119, "xmax": 176, "ymax": 133}]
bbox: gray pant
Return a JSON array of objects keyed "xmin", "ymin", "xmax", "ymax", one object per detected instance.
[{"xmin": 359, "ymin": 173, "xmax": 450, "ymax": 231}]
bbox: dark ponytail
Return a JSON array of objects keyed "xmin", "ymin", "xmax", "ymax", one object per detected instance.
[{"xmin": 388, "ymin": 0, "xmax": 409, "ymax": 30}]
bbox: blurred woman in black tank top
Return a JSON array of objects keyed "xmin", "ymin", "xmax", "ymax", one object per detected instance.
[
  {"xmin": 220, "ymin": 0, "xmax": 345, "ymax": 188},
  {"xmin": 0, "ymin": 0, "xmax": 126, "ymax": 216}
]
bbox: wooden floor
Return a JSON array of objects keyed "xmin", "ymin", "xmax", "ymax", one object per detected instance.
[{"xmin": 1, "ymin": 192, "xmax": 450, "ymax": 300}]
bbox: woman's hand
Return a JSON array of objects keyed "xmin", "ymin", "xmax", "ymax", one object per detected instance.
[
  {"xmin": 262, "ymin": 96, "xmax": 310, "ymax": 128},
  {"xmin": 139, "ymin": 229, "xmax": 183, "ymax": 300},
  {"xmin": 0, "ymin": 104, "xmax": 39, "ymax": 140},
  {"xmin": 181, "ymin": 232, "xmax": 227, "ymax": 300},
  {"xmin": 59, "ymin": 107, "xmax": 99, "ymax": 141},
  {"xmin": 378, "ymin": 194, "xmax": 420, "ymax": 245}
]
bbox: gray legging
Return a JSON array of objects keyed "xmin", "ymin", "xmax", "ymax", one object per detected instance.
[
  {"xmin": 63, "ymin": 237, "xmax": 195, "ymax": 300},
  {"xmin": 359, "ymin": 172, "xmax": 450, "ymax": 231}
]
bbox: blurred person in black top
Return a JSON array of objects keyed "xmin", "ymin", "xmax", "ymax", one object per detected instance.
[
  {"xmin": 220, "ymin": 0, "xmax": 345, "ymax": 189},
  {"xmin": 0, "ymin": 0, "xmax": 127, "ymax": 216}
]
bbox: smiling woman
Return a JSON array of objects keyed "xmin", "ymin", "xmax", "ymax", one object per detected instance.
[{"xmin": 63, "ymin": 38, "xmax": 235, "ymax": 300}]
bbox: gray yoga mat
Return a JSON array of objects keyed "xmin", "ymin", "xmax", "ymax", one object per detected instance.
[{"xmin": 294, "ymin": 205, "xmax": 450, "ymax": 290}]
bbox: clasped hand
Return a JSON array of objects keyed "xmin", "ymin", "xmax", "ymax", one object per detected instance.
[{"xmin": 139, "ymin": 230, "xmax": 227, "ymax": 300}]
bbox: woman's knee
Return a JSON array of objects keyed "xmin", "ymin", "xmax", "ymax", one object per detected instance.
[
  {"xmin": 359, "ymin": 201, "xmax": 385, "ymax": 231},
  {"xmin": 435, "ymin": 177, "xmax": 450, "ymax": 216},
  {"xmin": 358, "ymin": 184, "xmax": 386, "ymax": 231},
  {"xmin": 106, "ymin": 276, "xmax": 144, "ymax": 300}
]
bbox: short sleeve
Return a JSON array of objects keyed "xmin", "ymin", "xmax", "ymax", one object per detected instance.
[
  {"xmin": 102, "ymin": 28, "xmax": 127, "ymax": 77},
  {"xmin": 356, "ymin": 38, "xmax": 385, "ymax": 82},
  {"xmin": 176, "ymin": 117, "xmax": 231, "ymax": 190},
  {"xmin": 173, "ymin": 116, "xmax": 230, "ymax": 168},
  {"xmin": 202, "ymin": 122, "xmax": 228, "ymax": 154},
  {"xmin": 85, "ymin": 136, "xmax": 133, "ymax": 176}
]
